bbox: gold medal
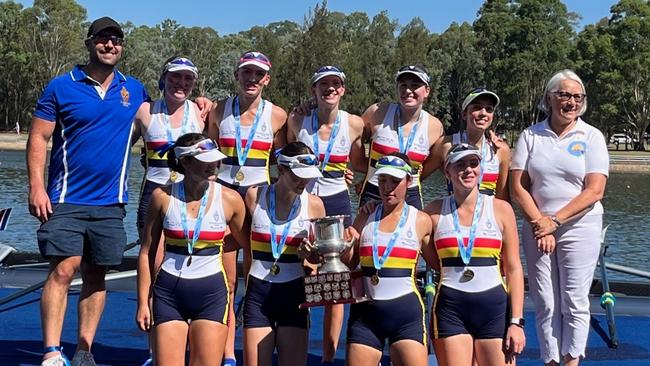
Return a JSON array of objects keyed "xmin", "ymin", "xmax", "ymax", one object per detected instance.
[
  {"xmin": 170, "ymin": 171, "xmax": 178, "ymax": 182},
  {"xmin": 461, "ymin": 269, "xmax": 474, "ymax": 282},
  {"xmin": 370, "ymin": 274, "xmax": 380, "ymax": 286},
  {"xmin": 270, "ymin": 264, "xmax": 280, "ymax": 275},
  {"xmin": 235, "ymin": 169, "xmax": 245, "ymax": 182}
]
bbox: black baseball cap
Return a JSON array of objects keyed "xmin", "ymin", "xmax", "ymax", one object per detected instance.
[{"xmin": 87, "ymin": 17, "xmax": 123, "ymax": 38}]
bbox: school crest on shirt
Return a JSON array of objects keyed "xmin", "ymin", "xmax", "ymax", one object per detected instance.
[
  {"xmin": 567, "ymin": 141, "xmax": 586, "ymax": 157},
  {"xmin": 120, "ymin": 86, "xmax": 130, "ymax": 107}
]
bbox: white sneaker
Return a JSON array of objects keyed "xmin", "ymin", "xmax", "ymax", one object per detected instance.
[
  {"xmin": 41, "ymin": 354, "xmax": 70, "ymax": 366},
  {"xmin": 71, "ymin": 350, "xmax": 97, "ymax": 366}
]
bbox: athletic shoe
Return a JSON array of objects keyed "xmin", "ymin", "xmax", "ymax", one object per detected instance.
[
  {"xmin": 41, "ymin": 354, "xmax": 71, "ymax": 366},
  {"xmin": 71, "ymin": 350, "xmax": 96, "ymax": 366}
]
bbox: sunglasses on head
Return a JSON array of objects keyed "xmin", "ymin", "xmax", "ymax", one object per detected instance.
[
  {"xmin": 89, "ymin": 34, "xmax": 123, "ymax": 46},
  {"xmin": 449, "ymin": 143, "xmax": 478, "ymax": 154},
  {"xmin": 376, "ymin": 155, "xmax": 413, "ymax": 173},
  {"xmin": 168, "ymin": 57, "xmax": 196, "ymax": 68},
  {"xmin": 279, "ymin": 154, "xmax": 320, "ymax": 168},
  {"xmin": 240, "ymin": 52, "xmax": 271, "ymax": 63}
]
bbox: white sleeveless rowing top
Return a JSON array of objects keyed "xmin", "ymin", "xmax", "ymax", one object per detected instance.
[
  {"xmin": 449, "ymin": 132, "xmax": 500, "ymax": 195},
  {"xmin": 366, "ymin": 103, "xmax": 430, "ymax": 189},
  {"xmin": 143, "ymin": 100, "xmax": 202, "ymax": 184},
  {"xmin": 161, "ymin": 182, "xmax": 227, "ymax": 279},
  {"xmin": 297, "ymin": 110, "xmax": 351, "ymax": 196},
  {"xmin": 249, "ymin": 185, "xmax": 311, "ymax": 283},
  {"xmin": 358, "ymin": 204, "xmax": 421, "ymax": 300},
  {"xmin": 217, "ymin": 96, "xmax": 274, "ymax": 187},
  {"xmin": 433, "ymin": 194, "xmax": 504, "ymax": 293}
]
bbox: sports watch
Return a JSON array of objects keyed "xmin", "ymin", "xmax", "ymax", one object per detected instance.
[{"xmin": 510, "ymin": 317, "xmax": 525, "ymax": 328}]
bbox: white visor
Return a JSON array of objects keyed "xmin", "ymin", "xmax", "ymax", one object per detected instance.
[
  {"xmin": 277, "ymin": 153, "xmax": 322, "ymax": 179},
  {"xmin": 174, "ymin": 138, "xmax": 226, "ymax": 163}
]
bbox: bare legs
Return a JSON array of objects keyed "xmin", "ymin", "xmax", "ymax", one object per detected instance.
[{"xmin": 41, "ymin": 257, "xmax": 107, "ymax": 360}]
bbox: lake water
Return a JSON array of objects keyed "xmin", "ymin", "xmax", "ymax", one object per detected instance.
[{"xmin": 0, "ymin": 149, "xmax": 647, "ymax": 281}]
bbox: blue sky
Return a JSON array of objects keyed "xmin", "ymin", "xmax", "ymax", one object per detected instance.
[{"xmin": 15, "ymin": 0, "xmax": 617, "ymax": 35}]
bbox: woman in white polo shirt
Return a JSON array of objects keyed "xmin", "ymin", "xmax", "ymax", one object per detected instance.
[{"xmin": 510, "ymin": 69, "xmax": 609, "ymax": 366}]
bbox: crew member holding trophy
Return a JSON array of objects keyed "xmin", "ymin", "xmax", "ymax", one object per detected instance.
[
  {"xmin": 424, "ymin": 143, "xmax": 525, "ymax": 366},
  {"xmin": 340, "ymin": 153, "xmax": 435, "ymax": 366},
  {"xmin": 241, "ymin": 142, "xmax": 326, "ymax": 366},
  {"xmin": 287, "ymin": 65, "xmax": 366, "ymax": 365}
]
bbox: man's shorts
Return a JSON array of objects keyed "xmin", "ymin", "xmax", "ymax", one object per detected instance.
[{"xmin": 37, "ymin": 203, "xmax": 126, "ymax": 266}]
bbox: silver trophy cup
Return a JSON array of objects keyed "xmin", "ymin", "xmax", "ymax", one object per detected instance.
[{"xmin": 312, "ymin": 215, "xmax": 351, "ymax": 273}]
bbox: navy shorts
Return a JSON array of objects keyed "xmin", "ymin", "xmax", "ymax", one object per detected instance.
[
  {"xmin": 153, "ymin": 269, "xmax": 229, "ymax": 325},
  {"xmin": 243, "ymin": 276, "xmax": 309, "ymax": 329},
  {"xmin": 433, "ymin": 284, "xmax": 507, "ymax": 339},
  {"xmin": 347, "ymin": 292, "xmax": 426, "ymax": 350},
  {"xmin": 217, "ymin": 179, "xmax": 268, "ymax": 199},
  {"xmin": 359, "ymin": 183, "xmax": 422, "ymax": 210},
  {"xmin": 137, "ymin": 179, "xmax": 164, "ymax": 232},
  {"xmin": 320, "ymin": 190, "xmax": 353, "ymax": 227},
  {"xmin": 37, "ymin": 203, "xmax": 126, "ymax": 266}
]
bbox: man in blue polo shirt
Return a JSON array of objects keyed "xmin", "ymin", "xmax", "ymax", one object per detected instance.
[{"xmin": 27, "ymin": 17, "xmax": 148, "ymax": 366}]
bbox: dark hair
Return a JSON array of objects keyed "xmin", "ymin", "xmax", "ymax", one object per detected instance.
[
  {"xmin": 167, "ymin": 132, "xmax": 208, "ymax": 174},
  {"xmin": 278, "ymin": 141, "xmax": 313, "ymax": 157},
  {"xmin": 385, "ymin": 151, "xmax": 412, "ymax": 165},
  {"xmin": 276, "ymin": 142, "xmax": 314, "ymax": 175},
  {"xmin": 158, "ymin": 55, "xmax": 179, "ymax": 91}
]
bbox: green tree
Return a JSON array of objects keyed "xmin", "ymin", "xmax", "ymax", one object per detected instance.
[
  {"xmin": 435, "ymin": 22, "xmax": 485, "ymax": 131},
  {"xmin": 474, "ymin": 0, "xmax": 577, "ymax": 132}
]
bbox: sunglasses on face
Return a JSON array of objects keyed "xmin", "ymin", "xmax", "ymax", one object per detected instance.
[
  {"xmin": 89, "ymin": 34, "xmax": 123, "ymax": 46},
  {"xmin": 553, "ymin": 91, "xmax": 586, "ymax": 103},
  {"xmin": 452, "ymin": 158, "xmax": 480, "ymax": 170}
]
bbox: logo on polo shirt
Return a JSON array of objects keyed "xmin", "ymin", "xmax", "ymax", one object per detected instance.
[
  {"xmin": 120, "ymin": 86, "xmax": 130, "ymax": 107},
  {"xmin": 568, "ymin": 141, "xmax": 586, "ymax": 156}
]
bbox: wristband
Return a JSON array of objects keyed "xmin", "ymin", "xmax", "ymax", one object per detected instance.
[{"xmin": 550, "ymin": 216, "xmax": 562, "ymax": 227}]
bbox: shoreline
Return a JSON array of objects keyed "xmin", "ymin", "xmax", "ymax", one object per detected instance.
[{"xmin": 2, "ymin": 133, "xmax": 649, "ymax": 172}]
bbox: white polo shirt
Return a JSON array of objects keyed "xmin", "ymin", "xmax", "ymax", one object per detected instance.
[{"xmin": 511, "ymin": 118, "xmax": 609, "ymax": 216}]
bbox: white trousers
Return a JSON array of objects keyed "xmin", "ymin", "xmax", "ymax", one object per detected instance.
[{"xmin": 522, "ymin": 214, "xmax": 602, "ymax": 363}]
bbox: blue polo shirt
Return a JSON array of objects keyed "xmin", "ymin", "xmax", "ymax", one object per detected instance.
[{"xmin": 33, "ymin": 65, "xmax": 148, "ymax": 206}]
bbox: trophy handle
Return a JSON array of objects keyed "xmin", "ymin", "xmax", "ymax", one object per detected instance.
[{"xmin": 340, "ymin": 240, "xmax": 354, "ymax": 253}]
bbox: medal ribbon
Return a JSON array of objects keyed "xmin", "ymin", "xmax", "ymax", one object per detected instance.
[
  {"xmin": 395, "ymin": 107, "xmax": 422, "ymax": 154},
  {"xmin": 311, "ymin": 109, "xmax": 341, "ymax": 172},
  {"xmin": 269, "ymin": 184, "xmax": 301, "ymax": 260},
  {"xmin": 450, "ymin": 193, "xmax": 484, "ymax": 265},
  {"xmin": 371, "ymin": 204, "xmax": 409, "ymax": 270},
  {"xmin": 178, "ymin": 182, "xmax": 211, "ymax": 256},
  {"xmin": 234, "ymin": 96, "xmax": 266, "ymax": 166},
  {"xmin": 162, "ymin": 100, "xmax": 191, "ymax": 144}
]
